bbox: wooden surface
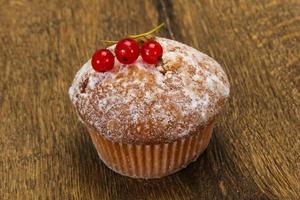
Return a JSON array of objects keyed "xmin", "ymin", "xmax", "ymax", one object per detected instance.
[{"xmin": 0, "ymin": 0, "xmax": 299, "ymax": 199}]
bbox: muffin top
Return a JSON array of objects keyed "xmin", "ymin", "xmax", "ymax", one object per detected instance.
[{"xmin": 69, "ymin": 37, "xmax": 230, "ymax": 144}]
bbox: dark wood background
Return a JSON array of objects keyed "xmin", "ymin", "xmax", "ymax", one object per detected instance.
[{"xmin": 0, "ymin": 0, "xmax": 299, "ymax": 199}]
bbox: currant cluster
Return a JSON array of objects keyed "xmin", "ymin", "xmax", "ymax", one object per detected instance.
[
  {"xmin": 91, "ymin": 38, "xmax": 163, "ymax": 72},
  {"xmin": 91, "ymin": 23, "xmax": 165, "ymax": 72}
]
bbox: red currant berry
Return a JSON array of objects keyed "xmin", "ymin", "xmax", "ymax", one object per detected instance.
[
  {"xmin": 141, "ymin": 40, "xmax": 163, "ymax": 64},
  {"xmin": 115, "ymin": 38, "xmax": 139, "ymax": 64},
  {"xmin": 91, "ymin": 49, "xmax": 114, "ymax": 72}
]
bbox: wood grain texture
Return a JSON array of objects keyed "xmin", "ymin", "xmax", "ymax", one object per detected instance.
[{"xmin": 0, "ymin": 0, "xmax": 299, "ymax": 199}]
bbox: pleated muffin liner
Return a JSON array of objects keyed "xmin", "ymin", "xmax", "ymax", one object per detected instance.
[{"xmin": 88, "ymin": 121, "xmax": 214, "ymax": 179}]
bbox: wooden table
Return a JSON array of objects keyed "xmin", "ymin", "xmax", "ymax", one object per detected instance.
[{"xmin": 1, "ymin": 0, "xmax": 299, "ymax": 199}]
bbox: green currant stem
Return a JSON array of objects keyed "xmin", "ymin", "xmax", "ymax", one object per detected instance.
[
  {"xmin": 101, "ymin": 23, "xmax": 165, "ymax": 45},
  {"xmin": 128, "ymin": 23, "xmax": 165, "ymax": 39}
]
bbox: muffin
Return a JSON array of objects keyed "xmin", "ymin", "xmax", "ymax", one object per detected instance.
[{"xmin": 69, "ymin": 37, "xmax": 230, "ymax": 178}]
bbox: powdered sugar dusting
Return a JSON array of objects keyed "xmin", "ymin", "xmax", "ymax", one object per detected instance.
[{"xmin": 69, "ymin": 37, "xmax": 230, "ymax": 144}]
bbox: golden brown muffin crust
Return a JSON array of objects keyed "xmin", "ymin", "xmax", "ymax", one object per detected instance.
[{"xmin": 69, "ymin": 37, "xmax": 230, "ymax": 144}]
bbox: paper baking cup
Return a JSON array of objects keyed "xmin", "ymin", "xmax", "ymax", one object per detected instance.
[{"xmin": 88, "ymin": 121, "xmax": 214, "ymax": 179}]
